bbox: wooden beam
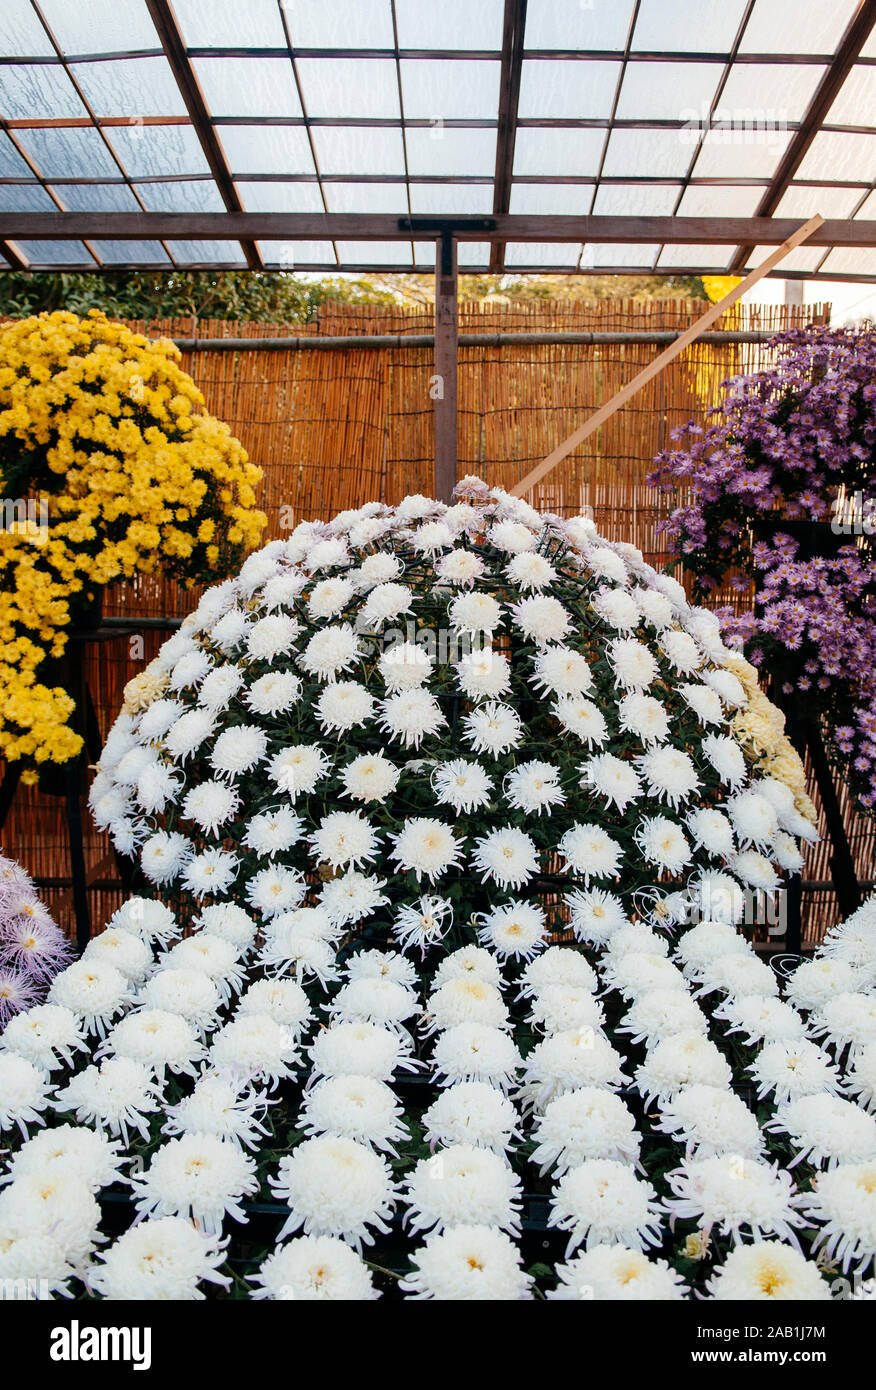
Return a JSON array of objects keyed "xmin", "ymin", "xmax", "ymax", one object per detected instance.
[
  {"xmin": 0, "ymin": 240, "xmax": 28, "ymax": 269},
  {"xmin": 0, "ymin": 212, "xmax": 871, "ymax": 245},
  {"xmin": 433, "ymin": 233, "xmax": 458, "ymax": 504},
  {"xmin": 489, "ymin": 0, "xmax": 527, "ymax": 273},
  {"xmin": 729, "ymin": 0, "xmax": 876, "ymax": 272},
  {"xmin": 509, "ymin": 215, "xmax": 825, "ymax": 499},
  {"xmin": 144, "ymin": 0, "xmax": 262, "ymax": 271}
]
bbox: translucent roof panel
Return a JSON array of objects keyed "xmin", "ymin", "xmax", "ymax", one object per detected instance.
[
  {"xmin": 17, "ymin": 240, "xmax": 94, "ymax": 265},
  {"xmin": 296, "ymin": 59, "xmax": 400, "ymax": 120},
  {"xmin": 591, "ymin": 183, "xmax": 682, "ymax": 215},
  {"xmin": 745, "ymin": 243, "xmax": 825, "ymax": 272},
  {"xmin": 90, "ymin": 239, "xmax": 170, "ymax": 264},
  {"xmin": 675, "ymin": 185, "xmax": 766, "ymax": 217},
  {"xmin": 0, "ymin": 63, "xmax": 86, "ymax": 119},
  {"xmin": 193, "ymin": 58, "xmax": 303, "ymax": 119},
  {"xmin": 795, "ymin": 131, "xmax": 876, "ymax": 182},
  {"xmin": 56, "ymin": 183, "xmax": 141, "ymax": 211},
  {"xmin": 135, "ymin": 179, "xmax": 226, "ymax": 211},
  {"xmin": 510, "ymin": 184, "xmax": 596, "ymax": 215},
  {"xmin": 0, "ymin": 0, "xmax": 56, "ymax": 57},
  {"xmin": 690, "ymin": 130, "xmax": 792, "ymax": 179},
  {"xmin": 776, "ymin": 185, "xmax": 865, "ymax": 218},
  {"xmin": 258, "ymin": 241, "xmax": 336, "ymax": 267},
  {"xmin": 523, "ymin": 0, "xmax": 635, "ymax": 52},
  {"xmin": 322, "ymin": 182, "xmax": 407, "ymax": 213},
  {"xmin": 400, "ymin": 60, "xmax": 501, "ymax": 121},
  {"xmin": 310, "ymin": 126, "xmax": 405, "ymax": 176},
  {"xmin": 587, "ymin": 242, "xmax": 661, "ymax": 269},
  {"xmin": 456, "ymin": 241, "xmax": 492, "ymax": 268},
  {"xmin": 0, "ymin": 132, "xmax": 37, "ymax": 177},
  {"xmin": 166, "ymin": 240, "xmax": 247, "ymax": 264},
  {"xmin": 283, "ymin": 0, "xmax": 396, "ymax": 50},
  {"xmin": 336, "ymin": 240, "xmax": 417, "ymax": 265},
  {"xmin": 657, "ymin": 243, "xmax": 732, "ymax": 269},
  {"xmin": 107, "ymin": 124, "xmax": 210, "ymax": 178},
  {"xmin": 37, "ymin": 0, "xmax": 161, "ymax": 53},
  {"xmin": 0, "ymin": 183, "xmax": 56, "ymax": 211},
  {"xmin": 406, "ymin": 126, "xmax": 496, "ymax": 177},
  {"xmin": 17, "ymin": 126, "xmax": 120, "ymax": 178},
  {"xmin": 615, "ymin": 61, "xmax": 721, "ymax": 121},
  {"xmin": 825, "ymin": 65, "xmax": 876, "ymax": 127},
  {"xmin": 717, "ymin": 64, "xmax": 827, "ymax": 123},
  {"xmin": 601, "ymin": 128, "xmax": 694, "ymax": 178},
  {"xmin": 631, "ymin": 0, "xmax": 748, "ymax": 53},
  {"xmin": 505, "ymin": 242, "xmax": 583, "ymax": 268},
  {"xmin": 820, "ymin": 246, "xmax": 876, "ymax": 275},
  {"xmin": 218, "ymin": 125, "xmax": 316, "ymax": 176},
  {"xmin": 408, "ymin": 183, "xmax": 494, "ymax": 215},
  {"xmin": 739, "ymin": 0, "xmax": 858, "ymax": 54},
  {"xmin": 513, "ymin": 127, "xmax": 604, "ymax": 177},
  {"xmin": 517, "ymin": 60, "xmax": 621, "ymax": 119},
  {"xmin": 70, "ymin": 58, "xmax": 189, "ymax": 119},
  {"xmin": 393, "ymin": 0, "xmax": 504, "ymax": 51},
  {"xmin": 236, "ymin": 180, "xmax": 324, "ymax": 213},
  {"xmin": 172, "ymin": 0, "xmax": 287, "ymax": 49}
]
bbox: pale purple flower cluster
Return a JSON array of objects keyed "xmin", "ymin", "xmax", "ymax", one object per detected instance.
[
  {"xmin": 0, "ymin": 852, "xmax": 72, "ymax": 1023},
  {"xmin": 647, "ymin": 325, "xmax": 876, "ymax": 812}
]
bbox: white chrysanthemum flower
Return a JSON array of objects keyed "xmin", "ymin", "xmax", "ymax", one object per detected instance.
[
  {"xmin": 169, "ymin": 648, "xmax": 212, "ymax": 691},
  {"xmin": 405, "ymin": 1143, "xmax": 521, "ymax": 1237},
  {"xmin": 236, "ymin": 978, "xmax": 312, "ymax": 1038},
  {"xmin": 53, "ymin": 1055, "xmax": 162, "ymax": 1145},
  {"xmin": 506, "ymin": 552, "xmax": 557, "ymax": 592},
  {"xmin": 268, "ymin": 743, "xmax": 331, "ymax": 797},
  {"xmin": 564, "ymin": 887, "xmax": 627, "ymax": 946},
  {"xmin": 238, "ymin": 809, "xmax": 303, "ymax": 862},
  {"xmin": 209, "ymin": 724, "xmax": 268, "ymax": 780},
  {"xmin": 245, "ymin": 865, "xmax": 308, "ymax": 920},
  {"xmin": 198, "ymin": 665, "xmax": 244, "ymax": 710},
  {"xmin": 100, "ymin": 1008, "xmax": 204, "ymax": 1080},
  {"xmin": 343, "ymin": 951, "xmax": 417, "ymax": 990},
  {"xmin": 211, "ymin": 609, "xmax": 250, "ymax": 651},
  {"xmin": 705, "ymin": 1243, "xmax": 829, "ymax": 1301},
  {"xmin": 550, "ymin": 1160, "xmax": 662, "ymax": 1256},
  {"xmin": 388, "ymin": 817, "xmax": 464, "ymax": 883},
  {"xmin": 114, "ymin": 743, "xmax": 161, "ymax": 787},
  {"xmin": 662, "ymin": 1156, "xmax": 807, "ymax": 1245},
  {"xmin": 135, "ymin": 759, "xmax": 184, "ymax": 815},
  {"xmin": 690, "ymin": 870, "xmax": 747, "ymax": 925},
  {"xmin": 616, "ymin": 692, "xmax": 669, "ymax": 746},
  {"xmin": 88, "ymin": 1217, "xmax": 230, "ymax": 1301},
  {"xmin": 608, "ymin": 638, "xmax": 658, "ymax": 690},
  {"xmin": 471, "ymin": 826, "xmax": 539, "ymax": 890},
  {"xmin": 750, "ymin": 1039, "xmax": 842, "ymax": 1105},
  {"xmin": 521, "ymin": 1029, "xmax": 626, "ymax": 1107},
  {"xmin": 602, "ymin": 951, "xmax": 687, "ymax": 999},
  {"xmin": 379, "ymin": 689, "xmax": 447, "ymax": 748},
  {"xmin": 307, "ymin": 576, "xmax": 356, "ymax": 620},
  {"xmin": 422, "ymin": 1081, "xmax": 519, "ymax": 1154},
  {"xmin": 635, "ymin": 1031, "xmax": 733, "ymax": 1103},
  {"xmin": 529, "ymin": 985, "xmax": 605, "ymax": 1036},
  {"xmin": 488, "ymin": 518, "xmax": 537, "ymax": 554},
  {"xmin": 811, "ymin": 993, "xmax": 876, "ymax": 1061},
  {"xmin": 449, "ymin": 591, "xmax": 503, "ymax": 634},
  {"xmin": 504, "ymin": 759, "xmax": 565, "ymax": 816},
  {"xmin": 686, "ymin": 807, "xmax": 735, "ymax": 857},
  {"xmin": 401, "ymin": 1225, "xmax": 532, "ymax": 1301},
  {"xmin": 619, "ymin": 990, "xmax": 708, "ymax": 1048},
  {"xmin": 510, "ymin": 595, "xmax": 571, "ymax": 646},
  {"xmin": 259, "ymin": 923, "xmax": 339, "ymax": 991},
  {"xmin": 767, "ymin": 1095, "xmax": 876, "ymax": 1168},
  {"xmin": 530, "ymin": 1087, "xmax": 639, "ymax": 1174},
  {"xmin": 530, "ymin": 645, "xmax": 593, "ymax": 699},
  {"xmin": 47, "ymin": 959, "xmax": 133, "ymax": 1037},
  {"xmin": 318, "ymin": 870, "xmax": 389, "ymax": 927},
  {"xmin": 695, "ymin": 952, "xmax": 781, "ymax": 1001},
  {"xmin": 455, "ymin": 647, "xmax": 513, "ymax": 701},
  {"xmin": 299, "ymin": 624, "xmax": 361, "ymax": 681},
  {"xmin": 159, "ymin": 934, "xmax": 246, "ymax": 1003},
  {"xmin": 548, "ymin": 1244, "xmax": 686, "ymax": 1301},
  {"xmin": 250, "ymin": 1235, "xmax": 377, "ymax": 1301},
  {"xmin": 163, "ymin": 1071, "xmax": 270, "ymax": 1150},
  {"xmin": 328, "ymin": 977, "xmax": 418, "ymax": 1032},
  {"xmin": 137, "ymin": 968, "xmax": 221, "ymax": 1032},
  {"xmin": 0, "ymin": 1053, "xmax": 53, "ymax": 1138},
  {"xmin": 727, "ymin": 789, "xmax": 779, "ymax": 848},
  {"xmin": 0, "ymin": 1003, "xmax": 85, "ymax": 1073},
  {"xmin": 433, "ymin": 945, "xmax": 503, "ymax": 989},
  {"xmin": 0, "ymin": 1233, "xmax": 75, "ymax": 1298},
  {"xmin": 657, "ymin": 1084, "xmax": 763, "ymax": 1160},
  {"xmin": 432, "ymin": 759, "xmax": 493, "ymax": 814},
  {"xmin": 305, "ymin": 537, "xmax": 351, "ymax": 571},
  {"xmin": 341, "ymin": 752, "xmax": 400, "ymax": 804},
  {"xmin": 557, "ymin": 822, "xmax": 622, "ymax": 882},
  {"xmin": 585, "ymin": 544, "xmax": 629, "ymax": 583},
  {"xmin": 245, "ymin": 670, "xmax": 302, "ymax": 716},
  {"xmin": 659, "ymin": 629, "xmax": 701, "ymax": 674},
  {"xmin": 820, "ymin": 912, "xmax": 876, "ymax": 971},
  {"xmin": 79, "ymin": 931, "xmax": 146, "ymax": 992},
  {"xmin": 309, "ymin": 1021, "xmax": 414, "ymax": 1083},
  {"xmin": 270, "ymin": 1135, "xmax": 395, "ymax": 1248},
  {"xmin": 181, "ymin": 848, "xmax": 240, "ymax": 899},
  {"xmin": 592, "ymin": 586, "xmax": 640, "ymax": 633},
  {"xmin": 109, "ymin": 896, "xmax": 180, "ymax": 946},
  {"xmin": 606, "ymin": 924, "xmax": 669, "ymax": 958},
  {"xmin": 715, "ymin": 992, "xmax": 807, "ymax": 1046},
  {"xmin": 209, "ymin": 1014, "xmax": 299, "ymax": 1087},
  {"xmin": 785, "ymin": 958, "xmax": 862, "ymax": 1012},
  {"xmin": 379, "ymin": 641, "xmax": 434, "ymax": 692},
  {"xmin": 299, "ymin": 1075, "xmax": 408, "ymax": 1154},
  {"xmin": 425, "ymin": 976, "xmax": 508, "ymax": 1034},
  {"xmin": 474, "ymin": 900, "xmax": 546, "ymax": 961},
  {"xmin": 462, "ymin": 701, "xmax": 523, "ymax": 755},
  {"xmin": 702, "ymin": 733, "xmax": 748, "ymax": 788},
  {"xmin": 389, "ymin": 894, "xmax": 451, "ymax": 953},
  {"xmin": 136, "ymin": 696, "xmax": 184, "ymax": 742},
  {"xmin": 412, "ymin": 519, "xmax": 453, "ymax": 554},
  {"xmin": 771, "ymin": 829, "xmax": 805, "ymax": 873},
  {"xmin": 634, "ymin": 587, "xmax": 674, "ymax": 630},
  {"xmin": 357, "ymin": 581, "xmax": 413, "ymax": 628},
  {"xmin": 680, "ymin": 682, "xmax": 725, "ymax": 728},
  {"xmin": 308, "ymin": 810, "xmax": 380, "ymax": 870},
  {"xmin": 180, "ymin": 779, "xmax": 240, "ymax": 836},
  {"xmin": 802, "ymin": 1162, "xmax": 876, "ymax": 1275},
  {"xmin": 431, "ymin": 1023, "xmax": 521, "ymax": 1090},
  {"xmin": 638, "ymin": 746, "xmax": 700, "ymax": 808},
  {"xmin": 580, "ymin": 753, "xmax": 642, "ymax": 812},
  {"xmin": 139, "ymin": 831, "xmax": 193, "ymax": 886},
  {"xmin": 0, "ymin": 1171, "xmax": 102, "ymax": 1268},
  {"xmin": 315, "ymin": 680, "xmax": 375, "ymax": 734},
  {"xmin": 132, "ymin": 1133, "xmax": 258, "ymax": 1235},
  {"xmin": 674, "ymin": 921, "xmax": 752, "ymax": 977},
  {"xmin": 435, "ymin": 548, "xmax": 486, "ymax": 586}
]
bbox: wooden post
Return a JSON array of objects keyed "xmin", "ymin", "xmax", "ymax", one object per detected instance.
[
  {"xmin": 510, "ymin": 215, "xmax": 825, "ymax": 498},
  {"xmin": 434, "ymin": 231, "xmax": 458, "ymax": 503}
]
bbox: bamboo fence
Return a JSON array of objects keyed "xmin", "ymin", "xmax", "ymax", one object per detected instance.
[{"xmin": 2, "ymin": 296, "xmax": 872, "ymax": 943}]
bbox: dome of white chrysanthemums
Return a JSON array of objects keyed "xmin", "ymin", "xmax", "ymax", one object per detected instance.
[{"xmin": 6, "ymin": 482, "xmax": 874, "ymax": 1303}]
